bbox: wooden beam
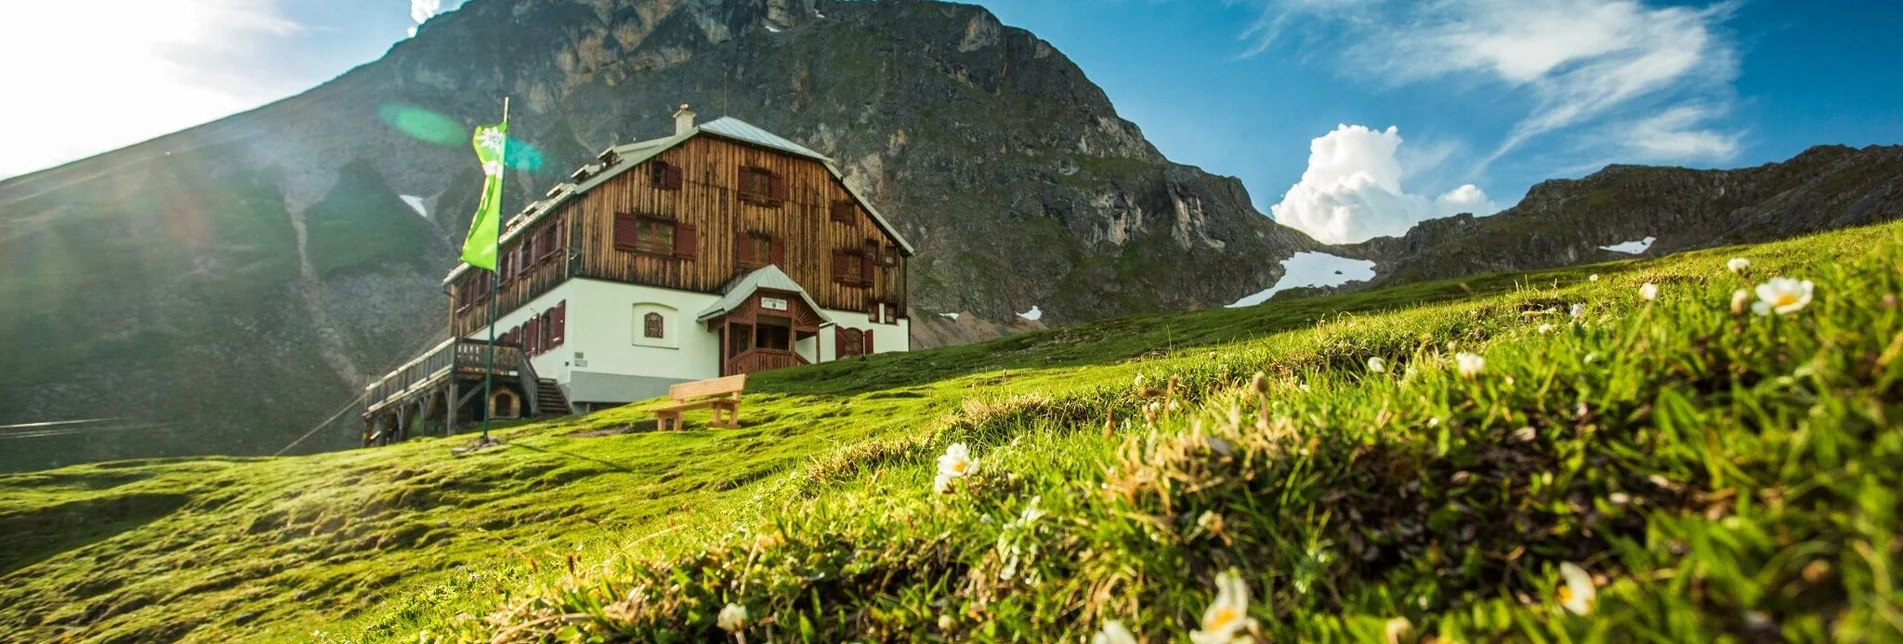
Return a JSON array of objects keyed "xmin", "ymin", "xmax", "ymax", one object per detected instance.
[{"xmin": 446, "ymin": 381, "xmax": 458, "ymax": 435}]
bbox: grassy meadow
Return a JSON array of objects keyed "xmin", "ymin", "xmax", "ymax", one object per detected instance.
[{"xmin": 3, "ymin": 220, "xmax": 1900, "ymax": 643}]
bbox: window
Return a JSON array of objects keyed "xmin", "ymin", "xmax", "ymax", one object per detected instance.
[
  {"xmin": 738, "ymin": 167, "xmax": 786, "ymax": 205},
  {"xmin": 830, "ymin": 200, "xmax": 855, "ymax": 223},
  {"xmin": 868, "ymin": 301, "xmax": 899, "ymax": 325},
  {"xmin": 736, "ymin": 232, "xmax": 783, "ymax": 269},
  {"xmin": 835, "ymin": 327, "xmax": 863, "ymax": 358},
  {"xmin": 538, "ymin": 227, "xmax": 560, "ymax": 261},
  {"xmin": 650, "ymin": 161, "xmax": 683, "ymax": 190},
  {"xmin": 832, "ymin": 249, "xmax": 874, "ymax": 287},
  {"xmin": 881, "ymin": 244, "xmax": 900, "ymax": 267},
  {"xmin": 614, "ymin": 212, "xmax": 693, "ymax": 257},
  {"xmin": 644, "ymin": 312, "xmax": 665, "ymax": 339}
]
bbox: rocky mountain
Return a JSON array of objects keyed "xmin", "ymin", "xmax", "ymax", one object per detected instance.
[
  {"xmin": 0, "ymin": 0, "xmax": 1320, "ymax": 472},
  {"xmin": 1342, "ymin": 145, "xmax": 1903, "ymax": 286}
]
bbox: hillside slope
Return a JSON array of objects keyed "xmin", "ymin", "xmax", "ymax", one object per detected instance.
[
  {"xmin": 0, "ymin": 0, "xmax": 1317, "ymax": 472},
  {"xmin": 4, "ymin": 220, "xmax": 1899, "ymax": 642},
  {"xmin": 1344, "ymin": 144, "xmax": 1903, "ymax": 286}
]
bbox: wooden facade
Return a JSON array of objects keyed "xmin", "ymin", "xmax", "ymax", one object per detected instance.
[{"xmin": 449, "ymin": 135, "xmax": 909, "ymax": 337}]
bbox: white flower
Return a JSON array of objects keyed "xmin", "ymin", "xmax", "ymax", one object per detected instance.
[
  {"xmin": 1558, "ymin": 562, "xmax": 1597, "ymax": 616},
  {"xmin": 1537, "ymin": 323, "xmax": 1555, "ymax": 334},
  {"xmin": 1589, "ymin": 274, "xmax": 1600, "ymax": 282},
  {"xmin": 1569, "ymin": 303, "xmax": 1586, "ymax": 319},
  {"xmin": 1367, "ymin": 357, "xmax": 1386, "ymax": 373},
  {"xmin": 717, "ymin": 602, "xmax": 747, "ymax": 632},
  {"xmin": 1093, "ymin": 619, "xmax": 1138, "ymax": 644},
  {"xmin": 1639, "ymin": 283, "xmax": 1659, "ymax": 301},
  {"xmin": 938, "ymin": 442, "xmax": 976, "ymax": 479},
  {"xmin": 1751, "ymin": 277, "xmax": 1814, "ymax": 316},
  {"xmin": 1384, "ymin": 617, "xmax": 1416, "ymax": 644},
  {"xmin": 938, "ymin": 614, "xmax": 954, "ymax": 630},
  {"xmin": 1727, "ymin": 257, "xmax": 1751, "ymax": 273},
  {"xmin": 478, "ymin": 128, "xmax": 507, "ymax": 152},
  {"xmin": 1190, "ymin": 569, "xmax": 1255, "ymax": 644},
  {"xmin": 1298, "ymin": 383, "xmax": 1311, "ymax": 393},
  {"xmin": 1018, "ymin": 496, "xmax": 1046, "ymax": 525},
  {"xmin": 481, "ymin": 160, "xmax": 504, "ymax": 176},
  {"xmin": 1730, "ymin": 289, "xmax": 1751, "ymax": 315},
  {"xmin": 1455, "ymin": 352, "xmax": 1485, "ymax": 379},
  {"xmin": 1134, "ymin": 374, "xmax": 1146, "ymax": 389},
  {"xmin": 932, "ymin": 472, "xmax": 954, "ymax": 495}
]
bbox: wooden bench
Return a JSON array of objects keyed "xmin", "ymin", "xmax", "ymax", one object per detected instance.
[{"xmin": 652, "ymin": 374, "xmax": 746, "ymax": 431}]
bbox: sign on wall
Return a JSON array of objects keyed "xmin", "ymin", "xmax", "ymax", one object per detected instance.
[{"xmin": 761, "ymin": 297, "xmax": 789, "ymax": 311}]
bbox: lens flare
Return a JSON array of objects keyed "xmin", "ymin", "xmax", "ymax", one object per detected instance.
[
  {"xmin": 377, "ymin": 104, "xmax": 466, "ymax": 146},
  {"xmin": 504, "ymin": 138, "xmax": 544, "ymax": 172}
]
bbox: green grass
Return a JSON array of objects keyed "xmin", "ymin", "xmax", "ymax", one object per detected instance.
[{"xmin": 3, "ymin": 221, "xmax": 1901, "ymax": 643}]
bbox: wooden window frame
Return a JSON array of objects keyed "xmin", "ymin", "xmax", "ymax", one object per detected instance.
[
  {"xmin": 650, "ymin": 161, "xmax": 683, "ymax": 190},
  {"xmin": 830, "ymin": 200, "xmax": 855, "ymax": 224},
  {"xmin": 614, "ymin": 211, "xmax": 680, "ymax": 258},
  {"xmin": 736, "ymin": 231, "xmax": 785, "ymax": 270},
  {"xmin": 738, "ymin": 166, "xmax": 786, "ymax": 207}
]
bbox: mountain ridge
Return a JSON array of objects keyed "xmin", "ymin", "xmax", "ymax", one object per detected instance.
[{"xmin": 0, "ymin": 0, "xmax": 1319, "ymax": 471}]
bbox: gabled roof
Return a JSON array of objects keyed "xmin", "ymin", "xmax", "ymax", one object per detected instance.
[
  {"xmin": 699, "ymin": 117, "xmax": 832, "ymax": 161},
  {"xmin": 444, "ymin": 116, "xmax": 913, "ymax": 285},
  {"xmin": 695, "ymin": 265, "xmax": 833, "ymax": 323}
]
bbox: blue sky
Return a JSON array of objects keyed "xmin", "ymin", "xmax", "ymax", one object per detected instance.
[{"xmin": 2, "ymin": 0, "xmax": 1897, "ymax": 242}]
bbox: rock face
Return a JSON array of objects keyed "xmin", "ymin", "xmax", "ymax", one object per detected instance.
[
  {"xmin": 1343, "ymin": 145, "xmax": 1903, "ymax": 285},
  {"xmin": 0, "ymin": 0, "xmax": 1318, "ymax": 471}
]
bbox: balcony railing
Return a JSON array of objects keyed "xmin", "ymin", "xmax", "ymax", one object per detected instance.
[
  {"xmin": 724, "ymin": 348, "xmax": 808, "ymax": 377},
  {"xmin": 363, "ymin": 338, "xmax": 529, "ymax": 416}
]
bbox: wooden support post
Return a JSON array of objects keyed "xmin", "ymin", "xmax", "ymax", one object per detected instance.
[{"xmin": 446, "ymin": 381, "xmax": 458, "ymax": 436}]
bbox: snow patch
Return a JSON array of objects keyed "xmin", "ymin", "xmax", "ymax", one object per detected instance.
[
  {"xmin": 1599, "ymin": 236, "xmax": 1656, "ymax": 254},
  {"xmin": 765, "ymin": 24, "xmax": 784, "ymax": 33},
  {"xmin": 938, "ymin": 312, "xmax": 960, "ymax": 321},
  {"xmin": 400, "ymin": 195, "xmax": 428, "ymax": 217},
  {"xmin": 1228, "ymin": 252, "xmax": 1377, "ymax": 308},
  {"xmin": 1017, "ymin": 306, "xmax": 1043, "ymax": 322}
]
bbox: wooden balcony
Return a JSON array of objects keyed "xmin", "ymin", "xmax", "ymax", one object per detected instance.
[
  {"xmin": 724, "ymin": 348, "xmax": 808, "ymax": 376},
  {"xmin": 362, "ymin": 338, "xmax": 531, "ymax": 418}
]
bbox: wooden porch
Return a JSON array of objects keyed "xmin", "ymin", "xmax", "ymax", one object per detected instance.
[{"xmin": 360, "ymin": 338, "xmax": 571, "ymax": 446}]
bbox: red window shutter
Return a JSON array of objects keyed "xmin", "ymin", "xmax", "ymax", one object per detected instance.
[
  {"xmin": 831, "ymin": 200, "xmax": 851, "ymax": 223},
  {"xmin": 526, "ymin": 317, "xmax": 538, "ymax": 354},
  {"xmin": 736, "ymin": 232, "xmax": 755, "ymax": 267},
  {"xmin": 674, "ymin": 223, "xmax": 698, "ymax": 259},
  {"xmin": 522, "ymin": 237, "xmax": 536, "ymax": 269},
  {"xmin": 859, "ymin": 253, "xmax": 874, "ymax": 286},
  {"xmin": 832, "ymin": 250, "xmax": 850, "ymax": 284},
  {"xmin": 834, "ymin": 326, "xmax": 848, "ymax": 358},
  {"xmin": 552, "ymin": 301, "xmax": 566, "ymax": 345},
  {"xmin": 613, "ymin": 212, "xmax": 638, "ymax": 249},
  {"xmin": 770, "ymin": 238, "xmax": 786, "ymax": 266},
  {"xmin": 768, "ymin": 172, "xmax": 787, "ymax": 201},
  {"xmin": 864, "ymin": 328, "xmax": 875, "ymax": 354},
  {"xmin": 663, "ymin": 164, "xmax": 684, "ymax": 190}
]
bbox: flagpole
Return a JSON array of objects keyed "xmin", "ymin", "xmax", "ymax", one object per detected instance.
[{"xmin": 482, "ymin": 96, "xmax": 508, "ymax": 444}]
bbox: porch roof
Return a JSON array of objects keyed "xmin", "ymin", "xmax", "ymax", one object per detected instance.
[{"xmin": 695, "ymin": 265, "xmax": 833, "ymax": 324}]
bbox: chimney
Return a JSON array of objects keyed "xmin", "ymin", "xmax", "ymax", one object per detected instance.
[{"xmin": 673, "ymin": 104, "xmax": 696, "ymax": 136}]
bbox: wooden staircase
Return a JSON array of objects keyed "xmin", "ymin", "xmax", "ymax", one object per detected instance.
[{"xmin": 532, "ymin": 378, "xmax": 571, "ymax": 417}]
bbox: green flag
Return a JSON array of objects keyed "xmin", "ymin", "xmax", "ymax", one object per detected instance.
[{"xmin": 461, "ymin": 122, "xmax": 508, "ymax": 271}]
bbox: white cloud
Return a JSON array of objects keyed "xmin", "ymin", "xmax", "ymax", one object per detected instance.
[
  {"xmin": 411, "ymin": 0, "xmax": 444, "ymax": 24},
  {"xmin": 1245, "ymin": 0, "xmax": 1743, "ymax": 165},
  {"xmin": 1620, "ymin": 105, "xmax": 1740, "ymax": 161},
  {"xmin": 0, "ymin": 0, "xmax": 302, "ymax": 179},
  {"xmin": 409, "ymin": 0, "xmax": 445, "ymax": 37},
  {"xmin": 1270, "ymin": 124, "xmax": 1497, "ymax": 243}
]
